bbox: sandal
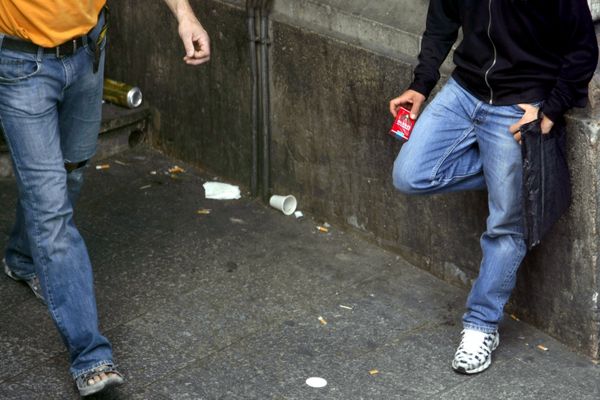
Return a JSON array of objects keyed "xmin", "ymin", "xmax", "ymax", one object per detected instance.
[
  {"xmin": 75, "ymin": 365, "xmax": 125, "ymax": 397},
  {"xmin": 3, "ymin": 258, "xmax": 45, "ymax": 304}
]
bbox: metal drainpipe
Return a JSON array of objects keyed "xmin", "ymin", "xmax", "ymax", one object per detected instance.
[
  {"xmin": 259, "ymin": 0, "xmax": 273, "ymax": 202},
  {"xmin": 246, "ymin": 0, "xmax": 259, "ymax": 197}
]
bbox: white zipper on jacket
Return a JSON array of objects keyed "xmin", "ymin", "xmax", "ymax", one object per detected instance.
[{"xmin": 484, "ymin": 0, "xmax": 498, "ymax": 104}]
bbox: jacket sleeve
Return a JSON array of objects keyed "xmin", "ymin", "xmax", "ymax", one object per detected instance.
[
  {"xmin": 541, "ymin": 0, "xmax": 599, "ymax": 122},
  {"xmin": 408, "ymin": 0, "xmax": 460, "ymax": 98}
]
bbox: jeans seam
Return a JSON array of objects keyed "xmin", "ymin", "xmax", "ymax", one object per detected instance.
[
  {"xmin": 429, "ymin": 125, "xmax": 476, "ymax": 183},
  {"xmin": 1, "ymin": 117, "xmax": 74, "ymax": 354},
  {"xmin": 499, "ymin": 236, "xmax": 526, "ymax": 294}
]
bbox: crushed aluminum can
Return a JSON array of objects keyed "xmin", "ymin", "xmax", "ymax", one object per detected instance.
[{"xmin": 389, "ymin": 106, "xmax": 415, "ymax": 141}]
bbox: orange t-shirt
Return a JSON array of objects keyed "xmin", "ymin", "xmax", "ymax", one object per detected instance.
[{"xmin": 0, "ymin": 0, "xmax": 105, "ymax": 47}]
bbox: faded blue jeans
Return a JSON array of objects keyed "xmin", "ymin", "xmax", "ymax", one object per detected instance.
[
  {"xmin": 0, "ymin": 13, "xmax": 114, "ymax": 378},
  {"xmin": 393, "ymin": 78, "xmax": 533, "ymax": 334}
]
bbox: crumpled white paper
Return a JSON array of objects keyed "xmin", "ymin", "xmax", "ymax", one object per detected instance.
[{"xmin": 203, "ymin": 182, "xmax": 241, "ymax": 200}]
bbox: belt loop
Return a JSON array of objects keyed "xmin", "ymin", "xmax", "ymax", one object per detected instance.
[{"xmin": 37, "ymin": 46, "xmax": 44, "ymax": 61}]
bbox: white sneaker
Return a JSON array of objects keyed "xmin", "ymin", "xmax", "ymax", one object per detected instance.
[{"xmin": 452, "ymin": 329, "xmax": 499, "ymax": 374}]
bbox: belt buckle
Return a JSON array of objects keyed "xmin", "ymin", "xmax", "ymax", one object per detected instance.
[{"xmin": 55, "ymin": 39, "xmax": 77, "ymax": 57}]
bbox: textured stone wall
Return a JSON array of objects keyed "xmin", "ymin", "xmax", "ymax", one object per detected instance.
[
  {"xmin": 105, "ymin": 0, "xmax": 600, "ymax": 358},
  {"xmin": 589, "ymin": 0, "xmax": 600, "ymax": 20},
  {"xmin": 105, "ymin": 0, "xmax": 253, "ymax": 187},
  {"xmin": 268, "ymin": 21, "xmax": 600, "ymax": 358}
]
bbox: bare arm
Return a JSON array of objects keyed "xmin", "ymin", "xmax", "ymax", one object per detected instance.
[{"xmin": 162, "ymin": 0, "xmax": 210, "ymax": 65}]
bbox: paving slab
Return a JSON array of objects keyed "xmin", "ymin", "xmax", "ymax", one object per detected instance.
[{"xmin": 0, "ymin": 146, "xmax": 599, "ymax": 399}]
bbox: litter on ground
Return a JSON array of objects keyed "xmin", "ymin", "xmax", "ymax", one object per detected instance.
[
  {"xmin": 168, "ymin": 165, "xmax": 185, "ymax": 174},
  {"xmin": 306, "ymin": 377, "xmax": 327, "ymax": 388},
  {"xmin": 204, "ymin": 182, "xmax": 241, "ymax": 200}
]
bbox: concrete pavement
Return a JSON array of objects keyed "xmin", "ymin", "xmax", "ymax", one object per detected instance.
[{"xmin": 0, "ymin": 147, "xmax": 599, "ymax": 399}]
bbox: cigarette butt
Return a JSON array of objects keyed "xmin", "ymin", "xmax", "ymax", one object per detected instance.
[
  {"xmin": 150, "ymin": 170, "xmax": 157, "ymax": 175},
  {"xmin": 168, "ymin": 165, "xmax": 185, "ymax": 174},
  {"xmin": 317, "ymin": 226, "xmax": 329, "ymax": 233},
  {"xmin": 114, "ymin": 160, "xmax": 128, "ymax": 166},
  {"xmin": 369, "ymin": 369, "xmax": 379, "ymax": 376},
  {"xmin": 140, "ymin": 185, "xmax": 151, "ymax": 190},
  {"xmin": 95, "ymin": 164, "xmax": 110, "ymax": 170},
  {"xmin": 318, "ymin": 316, "xmax": 327, "ymax": 325},
  {"xmin": 339, "ymin": 305, "xmax": 353, "ymax": 310},
  {"xmin": 197, "ymin": 209, "xmax": 211, "ymax": 215},
  {"xmin": 510, "ymin": 314, "xmax": 520, "ymax": 321},
  {"xmin": 537, "ymin": 345, "xmax": 549, "ymax": 352}
]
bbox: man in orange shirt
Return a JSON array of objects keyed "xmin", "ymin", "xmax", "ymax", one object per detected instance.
[{"xmin": 0, "ymin": 0, "xmax": 209, "ymax": 396}]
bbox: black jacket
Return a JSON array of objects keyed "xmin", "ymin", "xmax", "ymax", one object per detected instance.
[{"xmin": 409, "ymin": 0, "xmax": 599, "ymax": 122}]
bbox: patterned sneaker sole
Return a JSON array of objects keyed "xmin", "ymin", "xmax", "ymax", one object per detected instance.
[
  {"xmin": 452, "ymin": 357, "xmax": 492, "ymax": 374},
  {"xmin": 452, "ymin": 334, "xmax": 500, "ymax": 375}
]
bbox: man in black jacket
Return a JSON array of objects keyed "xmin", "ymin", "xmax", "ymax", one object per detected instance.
[{"xmin": 390, "ymin": 0, "xmax": 598, "ymax": 374}]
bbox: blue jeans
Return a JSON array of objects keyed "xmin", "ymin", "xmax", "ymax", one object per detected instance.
[
  {"xmin": 393, "ymin": 78, "xmax": 534, "ymax": 334},
  {"xmin": 0, "ymin": 15, "xmax": 114, "ymax": 378}
]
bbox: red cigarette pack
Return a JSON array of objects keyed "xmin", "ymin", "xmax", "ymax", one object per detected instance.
[{"xmin": 389, "ymin": 106, "xmax": 415, "ymax": 141}]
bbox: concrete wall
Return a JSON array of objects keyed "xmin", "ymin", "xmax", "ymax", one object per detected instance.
[
  {"xmin": 105, "ymin": 0, "xmax": 253, "ymax": 187},
  {"xmin": 105, "ymin": 0, "xmax": 600, "ymax": 358},
  {"xmin": 590, "ymin": 0, "xmax": 600, "ymax": 20}
]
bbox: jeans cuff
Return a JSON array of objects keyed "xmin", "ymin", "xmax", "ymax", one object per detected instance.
[
  {"xmin": 3, "ymin": 258, "xmax": 36, "ymax": 280},
  {"xmin": 71, "ymin": 360, "xmax": 114, "ymax": 379},
  {"xmin": 463, "ymin": 322, "xmax": 498, "ymax": 334}
]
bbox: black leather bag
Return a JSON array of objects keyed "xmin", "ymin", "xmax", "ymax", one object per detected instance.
[{"xmin": 520, "ymin": 118, "xmax": 571, "ymax": 249}]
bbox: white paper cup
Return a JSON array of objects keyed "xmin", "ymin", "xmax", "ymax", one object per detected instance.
[{"xmin": 269, "ymin": 194, "xmax": 297, "ymax": 216}]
